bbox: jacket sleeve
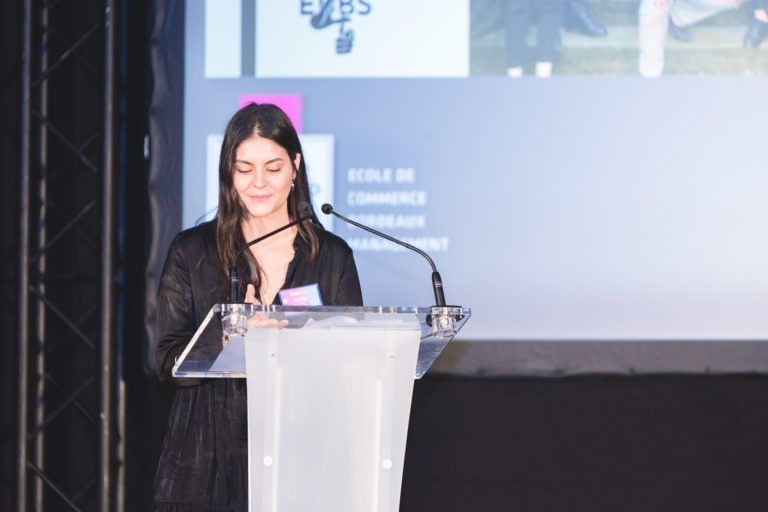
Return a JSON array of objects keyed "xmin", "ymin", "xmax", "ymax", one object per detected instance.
[
  {"xmin": 155, "ymin": 234, "xmax": 200, "ymax": 385},
  {"xmin": 334, "ymin": 246, "xmax": 364, "ymax": 307}
]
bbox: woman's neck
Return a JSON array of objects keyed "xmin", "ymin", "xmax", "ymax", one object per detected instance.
[{"xmin": 240, "ymin": 213, "xmax": 292, "ymax": 241}]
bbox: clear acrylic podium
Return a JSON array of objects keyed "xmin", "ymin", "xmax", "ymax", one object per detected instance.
[{"xmin": 173, "ymin": 304, "xmax": 470, "ymax": 512}]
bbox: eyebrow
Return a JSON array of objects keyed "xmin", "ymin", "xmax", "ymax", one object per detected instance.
[{"xmin": 234, "ymin": 157, "xmax": 284, "ymax": 166}]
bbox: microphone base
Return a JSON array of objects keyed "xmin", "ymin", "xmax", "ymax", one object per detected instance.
[
  {"xmin": 426, "ymin": 305, "xmax": 464, "ymax": 339},
  {"xmin": 221, "ymin": 303, "xmax": 248, "ymax": 347}
]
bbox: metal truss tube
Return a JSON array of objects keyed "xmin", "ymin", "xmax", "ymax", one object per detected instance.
[
  {"xmin": 35, "ymin": 3, "xmax": 50, "ymax": 509},
  {"xmin": 101, "ymin": 0, "xmax": 117, "ymax": 510},
  {"xmin": 17, "ymin": 0, "xmax": 32, "ymax": 510}
]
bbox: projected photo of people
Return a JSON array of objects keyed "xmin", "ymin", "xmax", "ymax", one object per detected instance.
[{"xmin": 471, "ymin": 0, "xmax": 768, "ymax": 75}]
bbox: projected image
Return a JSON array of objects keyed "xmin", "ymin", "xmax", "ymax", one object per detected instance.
[
  {"xmin": 470, "ymin": 0, "xmax": 768, "ymax": 76},
  {"xmin": 203, "ymin": 0, "xmax": 767, "ymax": 78},
  {"xmin": 204, "ymin": 0, "xmax": 469, "ymax": 78},
  {"xmin": 178, "ymin": 0, "xmax": 768, "ymax": 344}
]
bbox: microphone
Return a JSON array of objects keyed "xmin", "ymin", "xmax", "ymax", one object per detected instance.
[
  {"xmin": 321, "ymin": 203, "xmax": 446, "ymax": 306},
  {"xmin": 229, "ymin": 201, "xmax": 313, "ymax": 303},
  {"xmin": 321, "ymin": 203, "xmax": 462, "ymax": 338}
]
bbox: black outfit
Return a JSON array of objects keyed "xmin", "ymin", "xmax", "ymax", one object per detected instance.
[
  {"xmin": 505, "ymin": 0, "xmax": 566, "ymax": 68},
  {"xmin": 152, "ymin": 220, "xmax": 363, "ymax": 512}
]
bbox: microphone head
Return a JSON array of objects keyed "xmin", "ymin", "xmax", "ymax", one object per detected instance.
[
  {"xmin": 297, "ymin": 201, "xmax": 312, "ymax": 215},
  {"xmin": 321, "ymin": 203, "xmax": 334, "ymax": 215}
]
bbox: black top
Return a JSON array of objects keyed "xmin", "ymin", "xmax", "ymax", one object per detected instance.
[{"xmin": 153, "ymin": 220, "xmax": 363, "ymax": 512}]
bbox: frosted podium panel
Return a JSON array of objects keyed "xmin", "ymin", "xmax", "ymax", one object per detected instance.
[{"xmin": 244, "ymin": 326, "xmax": 419, "ymax": 512}]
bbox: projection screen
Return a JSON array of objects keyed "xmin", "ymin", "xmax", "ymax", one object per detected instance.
[{"xmin": 147, "ymin": 0, "xmax": 768, "ymax": 376}]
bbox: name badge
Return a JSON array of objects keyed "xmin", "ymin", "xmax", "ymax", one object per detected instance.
[{"xmin": 279, "ymin": 283, "xmax": 323, "ymax": 306}]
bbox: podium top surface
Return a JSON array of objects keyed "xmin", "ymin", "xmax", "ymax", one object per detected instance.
[{"xmin": 172, "ymin": 304, "xmax": 471, "ymax": 379}]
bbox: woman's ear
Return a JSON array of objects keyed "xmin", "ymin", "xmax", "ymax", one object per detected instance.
[{"xmin": 293, "ymin": 153, "xmax": 302, "ymax": 177}]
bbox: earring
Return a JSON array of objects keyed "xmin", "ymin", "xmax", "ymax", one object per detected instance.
[{"xmin": 291, "ymin": 180, "xmax": 295, "ymax": 190}]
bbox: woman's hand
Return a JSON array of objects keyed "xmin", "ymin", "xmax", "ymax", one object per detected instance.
[{"xmin": 244, "ymin": 284, "xmax": 288, "ymax": 329}]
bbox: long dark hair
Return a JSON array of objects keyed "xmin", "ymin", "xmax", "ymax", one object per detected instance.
[{"xmin": 216, "ymin": 103, "xmax": 322, "ymax": 298}]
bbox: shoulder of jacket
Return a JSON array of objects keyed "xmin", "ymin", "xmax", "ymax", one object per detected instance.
[
  {"xmin": 319, "ymin": 229, "xmax": 353, "ymax": 254},
  {"xmin": 173, "ymin": 219, "xmax": 217, "ymax": 246}
]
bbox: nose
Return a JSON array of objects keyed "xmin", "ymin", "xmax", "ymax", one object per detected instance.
[{"xmin": 250, "ymin": 169, "xmax": 266, "ymax": 188}]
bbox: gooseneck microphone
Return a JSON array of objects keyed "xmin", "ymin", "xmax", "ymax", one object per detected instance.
[
  {"xmin": 321, "ymin": 203, "xmax": 447, "ymax": 307},
  {"xmin": 229, "ymin": 201, "xmax": 313, "ymax": 303}
]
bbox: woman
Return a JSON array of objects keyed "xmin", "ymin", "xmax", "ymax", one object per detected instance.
[{"xmin": 152, "ymin": 103, "xmax": 363, "ymax": 511}]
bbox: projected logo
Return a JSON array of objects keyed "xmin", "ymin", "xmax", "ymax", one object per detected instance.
[
  {"xmin": 300, "ymin": 0, "xmax": 372, "ymax": 55},
  {"xmin": 255, "ymin": 1, "xmax": 468, "ymax": 77},
  {"xmin": 202, "ymin": 0, "xmax": 468, "ymax": 77}
]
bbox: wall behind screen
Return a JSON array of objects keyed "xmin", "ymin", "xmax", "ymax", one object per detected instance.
[{"xmin": 153, "ymin": 1, "xmax": 768, "ymax": 356}]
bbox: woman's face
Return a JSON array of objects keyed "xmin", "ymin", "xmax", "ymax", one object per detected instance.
[{"xmin": 232, "ymin": 135, "xmax": 300, "ymax": 223}]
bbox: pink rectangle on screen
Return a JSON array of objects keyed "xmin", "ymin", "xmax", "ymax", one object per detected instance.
[{"xmin": 239, "ymin": 94, "xmax": 303, "ymax": 133}]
